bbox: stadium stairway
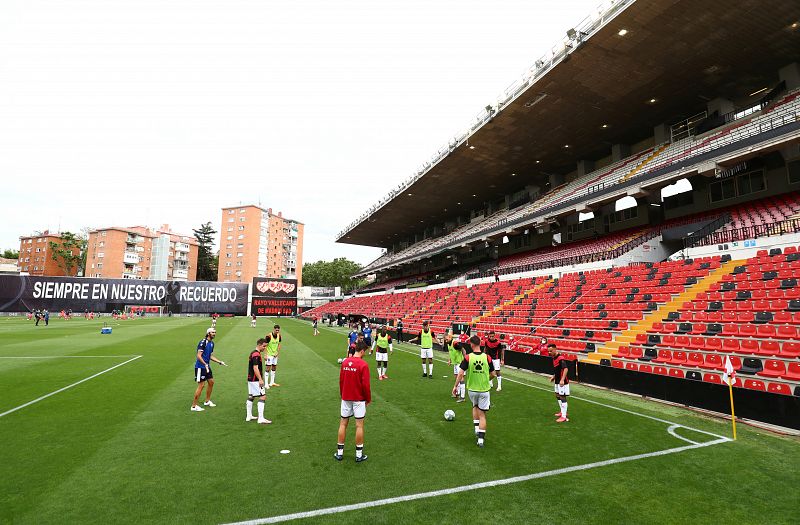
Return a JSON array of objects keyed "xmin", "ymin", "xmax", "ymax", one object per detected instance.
[
  {"xmin": 584, "ymin": 259, "xmax": 740, "ymax": 364},
  {"xmin": 470, "ymin": 278, "xmax": 553, "ymax": 326},
  {"xmin": 621, "ymin": 143, "xmax": 670, "ymax": 183}
]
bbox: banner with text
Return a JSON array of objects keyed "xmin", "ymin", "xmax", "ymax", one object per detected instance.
[
  {"xmin": 0, "ymin": 275, "xmax": 248, "ymax": 314},
  {"xmin": 251, "ymin": 277, "xmax": 298, "ymax": 316}
]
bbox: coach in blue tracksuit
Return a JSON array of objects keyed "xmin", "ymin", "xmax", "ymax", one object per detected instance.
[{"xmin": 363, "ymin": 324, "xmax": 373, "ymax": 348}]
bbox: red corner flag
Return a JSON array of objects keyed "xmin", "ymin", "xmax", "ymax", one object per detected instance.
[{"xmin": 722, "ymin": 356, "xmax": 737, "ymax": 440}]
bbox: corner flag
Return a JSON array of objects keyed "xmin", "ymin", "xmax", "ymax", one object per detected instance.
[{"xmin": 722, "ymin": 356, "xmax": 737, "ymax": 440}]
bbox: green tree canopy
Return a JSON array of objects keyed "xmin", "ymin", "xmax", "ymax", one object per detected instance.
[
  {"xmin": 49, "ymin": 232, "xmax": 86, "ymax": 276},
  {"xmin": 302, "ymin": 258, "xmax": 365, "ymax": 292},
  {"xmin": 1, "ymin": 249, "xmax": 19, "ymax": 259},
  {"xmin": 193, "ymin": 222, "xmax": 217, "ymax": 281}
]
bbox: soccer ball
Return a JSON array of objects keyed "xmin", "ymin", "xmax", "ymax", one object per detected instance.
[
  {"xmin": 337, "ymin": 358, "xmax": 344, "ymax": 364},
  {"xmin": 444, "ymin": 409, "xmax": 455, "ymax": 421}
]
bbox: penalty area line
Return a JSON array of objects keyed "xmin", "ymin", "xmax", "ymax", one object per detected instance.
[
  {"xmin": 0, "ymin": 355, "xmax": 143, "ymax": 419},
  {"xmin": 224, "ymin": 437, "xmax": 729, "ymax": 525}
]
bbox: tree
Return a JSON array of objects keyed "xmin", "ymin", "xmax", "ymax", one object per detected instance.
[
  {"xmin": 193, "ymin": 222, "xmax": 217, "ymax": 281},
  {"xmin": 1, "ymin": 249, "xmax": 18, "ymax": 259},
  {"xmin": 49, "ymin": 232, "xmax": 86, "ymax": 276},
  {"xmin": 302, "ymin": 258, "xmax": 366, "ymax": 292}
]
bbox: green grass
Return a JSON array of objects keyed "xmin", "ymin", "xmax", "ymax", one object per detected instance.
[{"xmin": 0, "ymin": 316, "xmax": 798, "ymax": 524}]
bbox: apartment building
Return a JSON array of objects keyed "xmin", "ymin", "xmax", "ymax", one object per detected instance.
[
  {"xmin": 18, "ymin": 231, "xmax": 81, "ymax": 276},
  {"xmin": 217, "ymin": 205, "xmax": 304, "ymax": 285},
  {"xmin": 85, "ymin": 225, "xmax": 199, "ymax": 280}
]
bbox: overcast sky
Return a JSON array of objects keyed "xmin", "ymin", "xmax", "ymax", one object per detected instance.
[{"xmin": 0, "ymin": 0, "xmax": 600, "ymax": 266}]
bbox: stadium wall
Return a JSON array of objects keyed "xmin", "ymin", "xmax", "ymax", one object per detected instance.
[{"xmin": 505, "ymin": 352, "xmax": 800, "ymax": 430}]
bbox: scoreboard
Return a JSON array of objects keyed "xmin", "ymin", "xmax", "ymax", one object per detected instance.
[{"xmin": 251, "ymin": 278, "xmax": 298, "ymax": 316}]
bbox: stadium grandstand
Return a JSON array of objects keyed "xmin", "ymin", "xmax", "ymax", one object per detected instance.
[{"xmin": 304, "ymin": 0, "xmax": 800, "ymax": 427}]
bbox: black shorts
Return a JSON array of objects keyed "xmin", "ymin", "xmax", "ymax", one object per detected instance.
[
  {"xmin": 364, "ymin": 337, "xmax": 372, "ymax": 346},
  {"xmin": 194, "ymin": 367, "xmax": 213, "ymax": 383}
]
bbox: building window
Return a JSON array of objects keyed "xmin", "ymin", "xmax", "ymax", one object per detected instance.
[
  {"xmin": 228, "ymin": 210, "xmax": 234, "ymax": 214},
  {"xmin": 226, "ymin": 253, "xmax": 232, "ymax": 258},
  {"xmin": 239, "ymin": 217, "xmax": 246, "ymax": 222},
  {"xmin": 228, "ymin": 218, "xmax": 234, "ymax": 222},
  {"xmin": 227, "ymin": 235, "xmax": 233, "ymax": 240},
  {"xmin": 239, "ymin": 208, "xmax": 246, "ymax": 213},
  {"xmin": 238, "ymin": 225, "xmax": 245, "ymax": 231},
  {"xmin": 237, "ymin": 252, "xmax": 243, "ymax": 257},
  {"xmin": 227, "ymin": 227, "xmax": 233, "ymax": 232}
]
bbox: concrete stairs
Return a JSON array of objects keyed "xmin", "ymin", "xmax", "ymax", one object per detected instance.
[
  {"xmin": 583, "ymin": 259, "xmax": 740, "ymax": 364},
  {"xmin": 621, "ymin": 143, "xmax": 670, "ymax": 183},
  {"xmin": 471, "ymin": 278, "xmax": 553, "ymax": 325}
]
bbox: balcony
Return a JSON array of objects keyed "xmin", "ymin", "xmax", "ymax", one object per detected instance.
[
  {"xmin": 175, "ymin": 243, "xmax": 190, "ymax": 253},
  {"xmin": 174, "ymin": 253, "xmax": 188, "ymax": 262},
  {"xmin": 123, "ymin": 252, "xmax": 139, "ymax": 264},
  {"xmin": 173, "ymin": 268, "xmax": 189, "ymax": 279}
]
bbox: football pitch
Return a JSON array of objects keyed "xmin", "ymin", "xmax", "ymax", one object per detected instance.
[{"xmin": 1, "ymin": 316, "xmax": 798, "ymax": 524}]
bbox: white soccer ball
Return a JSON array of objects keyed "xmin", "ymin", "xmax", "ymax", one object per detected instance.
[
  {"xmin": 444, "ymin": 409, "xmax": 455, "ymax": 421},
  {"xmin": 337, "ymin": 358, "xmax": 344, "ymax": 364}
]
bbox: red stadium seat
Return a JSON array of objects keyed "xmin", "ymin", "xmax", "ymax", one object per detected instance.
[
  {"xmin": 703, "ymin": 373, "xmax": 722, "ymax": 384},
  {"xmin": 743, "ymin": 379, "xmax": 766, "ymax": 391},
  {"xmin": 767, "ymin": 382, "xmax": 792, "ymax": 395},
  {"xmin": 781, "ymin": 342, "xmax": 800, "ymax": 358},
  {"xmin": 702, "ymin": 354, "xmax": 723, "ymax": 370},
  {"xmin": 776, "ymin": 325, "xmax": 798, "ymax": 339},
  {"xmin": 784, "ymin": 362, "xmax": 800, "ymax": 381},
  {"xmin": 758, "ymin": 359, "xmax": 787, "ymax": 378}
]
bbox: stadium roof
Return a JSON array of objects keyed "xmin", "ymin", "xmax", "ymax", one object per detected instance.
[{"xmin": 337, "ymin": 0, "xmax": 800, "ymax": 248}]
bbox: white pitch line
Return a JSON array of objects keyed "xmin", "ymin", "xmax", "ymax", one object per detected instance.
[
  {"xmin": 224, "ymin": 437, "xmax": 729, "ymax": 525},
  {"xmin": 0, "ymin": 355, "xmax": 143, "ymax": 419},
  {"xmin": 0, "ymin": 355, "xmax": 140, "ymax": 359},
  {"xmin": 667, "ymin": 425, "xmax": 699, "ymax": 445}
]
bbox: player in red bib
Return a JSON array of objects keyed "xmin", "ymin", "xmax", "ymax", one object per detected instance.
[
  {"xmin": 549, "ymin": 343, "xmax": 570, "ymax": 422},
  {"xmin": 335, "ymin": 341, "xmax": 372, "ymax": 463},
  {"xmin": 483, "ymin": 331, "xmax": 505, "ymax": 391},
  {"xmin": 246, "ymin": 338, "xmax": 270, "ymax": 424}
]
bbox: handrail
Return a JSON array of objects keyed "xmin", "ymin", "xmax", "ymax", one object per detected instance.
[
  {"xmin": 682, "ymin": 213, "xmax": 731, "ymax": 249},
  {"xmin": 683, "ymin": 218, "xmax": 800, "ymax": 248}
]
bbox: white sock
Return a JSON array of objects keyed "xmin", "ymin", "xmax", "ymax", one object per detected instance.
[
  {"xmin": 246, "ymin": 399, "xmax": 253, "ymax": 417},
  {"xmin": 473, "ymin": 419, "xmax": 480, "ymax": 435},
  {"xmin": 270, "ymin": 371, "xmax": 276, "ymax": 384},
  {"xmin": 428, "ymin": 363, "xmax": 433, "ymax": 375},
  {"xmin": 422, "ymin": 364, "xmax": 427, "ymax": 374},
  {"xmin": 489, "ymin": 380, "xmax": 494, "ymax": 388},
  {"xmin": 497, "ymin": 376, "xmax": 502, "ymax": 388},
  {"xmin": 477, "ymin": 429, "xmax": 485, "ymax": 445},
  {"xmin": 561, "ymin": 401, "xmax": 568, "ymax": 418},
  {"xmin": 257, "ymin": 400, "xmax": 265, "ymax": 419},
  {"xmin": 459, "ymin": 383, "xmax": 465, "ymax": 398},
  {"xmin": 356, "ymin": 445, "xmax": 364, "ymax": 459}
]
